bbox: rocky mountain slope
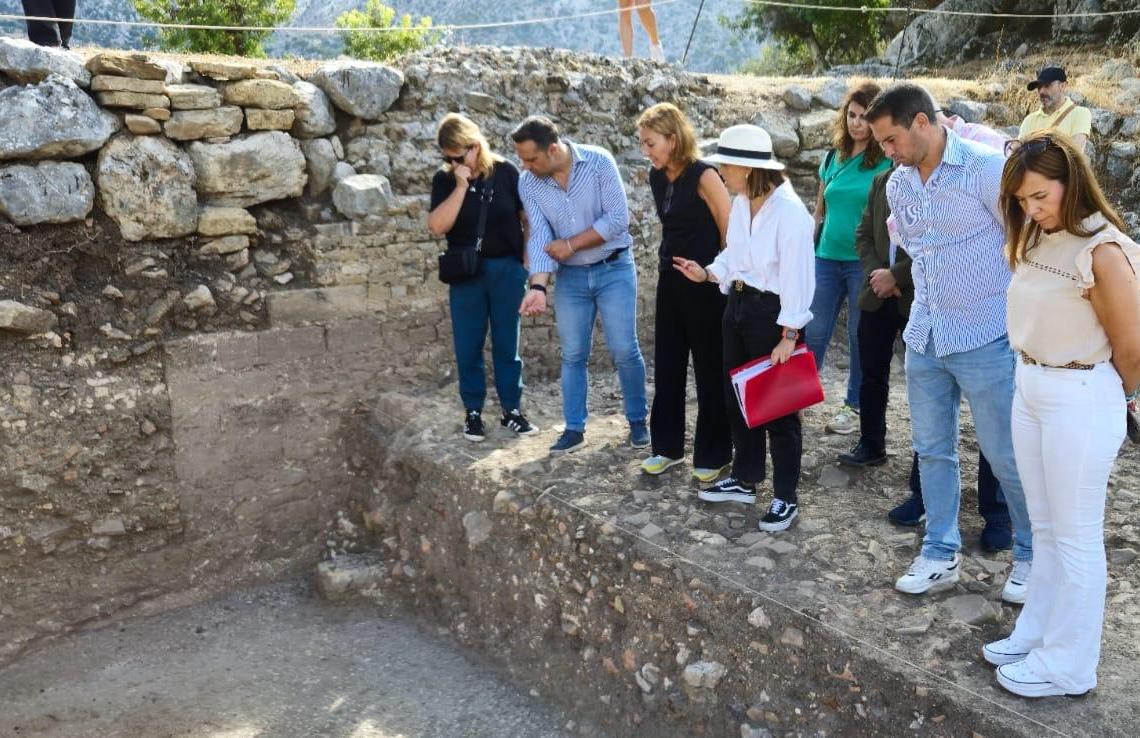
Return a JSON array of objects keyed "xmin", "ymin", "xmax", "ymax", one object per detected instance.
[{"xmin": 0, "ymin": 0, "xmax": 759, "ymax": 72}]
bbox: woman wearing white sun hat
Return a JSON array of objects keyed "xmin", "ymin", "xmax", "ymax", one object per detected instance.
[{"xmin": 674, "ymin": 124, "xmax": 815, "ymax": 531}]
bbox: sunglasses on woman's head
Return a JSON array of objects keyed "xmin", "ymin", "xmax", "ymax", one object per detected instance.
[
  {"xmin": 1004, "ymin": 137, "xmax": 1051, "ymax": 158},
  {"xmin": 442, "ymin": 145, "xmax": 473, "ymax": 164}
]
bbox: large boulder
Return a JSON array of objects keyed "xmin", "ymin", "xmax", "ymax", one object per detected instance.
[
  {"xmin": 291, "ymin": 81, "xmax": 337, "ymax": 138},
  {"xmin": 97, "ymin": 134, "xmax": 198, "ymax": 241},
  {"xmin": 0, "ymin": 75, "xmax": 119, "ymax": 160},
  {"xmin": 0, "ymin": 161, "xmax": 93, "ymax": 225},
  {"xmin": 798, "ymin": 109, "xmax": 839, "ymax": 151},
  {"xmin": 309, "ymin": 62, "xmax": 404, "ymax": 119},
  {"xmin": 333, "ymin": 174, "xmax": 393, "ymax": 220},
  {"xmin": 0, "ymin": 38, "xmax": 89, "ymax": 87},
  {"xmin": 187, "ymin": 132, "xmax": 307, "ymax": 207}
]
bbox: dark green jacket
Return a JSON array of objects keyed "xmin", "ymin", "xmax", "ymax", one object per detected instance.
[{"xmin": 855, "ymin": 165, "xmax": 914, "ymax": 317}]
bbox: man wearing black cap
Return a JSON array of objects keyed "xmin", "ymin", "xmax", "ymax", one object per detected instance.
[{"xmin": 1019, "ymin": 66, "xmax": 1091, "ymax": 149}]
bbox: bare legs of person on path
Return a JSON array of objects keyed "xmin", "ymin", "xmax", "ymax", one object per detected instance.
[{"xmin": 618, "ymin": 0, "xmax": 665, "ymax": 61}]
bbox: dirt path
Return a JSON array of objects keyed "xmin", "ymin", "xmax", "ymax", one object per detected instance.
[{"xmin": 0, "ymin": 582, "xmax": 587, "ymax": 738}]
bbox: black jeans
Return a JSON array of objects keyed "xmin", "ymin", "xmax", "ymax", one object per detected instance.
[
  {"xmin": 21, "ymin": 0, "xmax": 74, "ymax": 48},
  {"xmin": 722, "ymin": 288, "xmax": 802, "ymax": 503},
  {"xmin": 908, "ymin": 450, "xmax": 1010, "ymax": 524},
  {"xmin": 856, "ymin": 298, "xmax": 907, "ymax": 452},
  {"xmin": 650, "ymin": 269, "xmax": 732, "ymax": 468}
]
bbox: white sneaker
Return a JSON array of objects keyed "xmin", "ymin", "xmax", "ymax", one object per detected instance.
[
  {"xmin": 983, "ymin": 636, "xmax": 1032, "ymax": 666},
  {"xmin": 649, "ymin": 43, "xmax": 665, "ymax": 62},
  {"xmin": 1002, "ymin": 560, "xmax": 1032, "ymax": 604},
  {"xmin": 895, "ymin": 554, "xmax": 960, "ymax": 595},
  {"xmin": 825, "ymin": 404, "xmax": 859, "ymax": 435},
  {"xmin": 996, "ymin": 660, "xmax": 1087, "ymax": 698}
]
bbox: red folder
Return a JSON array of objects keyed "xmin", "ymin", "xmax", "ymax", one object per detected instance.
[{"xmin": 729, "ymin": 346, "xmax": 824, "ymax": 429}]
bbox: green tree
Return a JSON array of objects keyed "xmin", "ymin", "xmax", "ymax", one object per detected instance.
[
  {"xmin": 730, "ymin": 0, "xmax": 892, "ymax": 73},
  {"xmin": 337, "ymin": 0, "xmax": 440, "ymax": 62},
  {"xmin": 132, "ymin": 0, "xmax": 295, "ymax": 57}
]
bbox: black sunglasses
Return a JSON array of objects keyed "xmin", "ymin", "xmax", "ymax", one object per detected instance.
[
  {"xmin": 1004, "ymin": 136, "xmax": 1052, "ymax": 158},
  {"xmin": 442, "ymin": 145, "xmax": 474, "ymax": 164}
]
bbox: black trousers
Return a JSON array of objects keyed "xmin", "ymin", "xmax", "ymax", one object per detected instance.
[
  {"xmin": 21, "ymin": 0, "xmax": 74, "ymax": 48},
  {"xmin": 722, "ymin": 288, "xmax": 802, "ymax": 503},
  {"xmin": 856, "ymin": 297, "xmax": 908, "ymax": 452},
  {"xmin": 650, "ymin": 269, "xmax": 732, "ymax": 468}
]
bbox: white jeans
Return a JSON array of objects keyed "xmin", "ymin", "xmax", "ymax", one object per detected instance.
[{"xmin": 1009, "ymin": 360, "xmax": 1124, "ymax": 693}]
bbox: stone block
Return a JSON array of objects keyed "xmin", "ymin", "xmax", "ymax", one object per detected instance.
[
  {"xmin": 164, "ymin": 106, "xmax": 244, "ymax": 141},
  {"xmin": 95, "ymin": 90, "xmax": 170, "ymax": 110},
  {"xmin": 0, "ymin": 37, "xmax": 89, "ymax": 87},
  {"xmin": 197, "ymin": 235, "xmax": 250, "ymax": 256},
  {"xmin": 190, "ymin": 60, "xmax": 259, "ymax": 81},
  {"xmin": 1, "ymin": 76, "xmax": 119, "ymax": 160},
  {"xmin": 222, "ymin": 79, "xmax": 299, "ymax": 109},
  {"xmin": 333, "ymin": 174, "xmax": 393, "ymax": 220},
  {"xmin": 166, "ymin": 84, "xmax": 222, "ymax": 110},
  {"xmin": 143, "ymin": 107, "xmax": 171, "ymax": 121},
  {"xmin": 97, "ymin": 133, "xmax": 198, "ymax": 241},
  {"xmin": 266, "ymin": 285, "xmax": 370, "ymax": 326},
  {"xmin": 309, "ymin": 61, "xmax": 404, "ymax": 119},
  {"xmin": 187, "ymin": 132, "xmax": 307, "ymax": 207},
  {"xmin": 87, "ymin": 53, "xmax": 168, "ymax": 80},
  {"xmin": 0, "ymin": 161, "xmax": 93, "ymax": 225},
  {"xmin": 325, "ymin": 318, "xmax": 383, "ymax": 355},
  {"xmin": 91, "ymin": 75, "xmax": 166, "ymax": 95},
  {"xmin": 0, "ymin": 299, "xmax": 58, "ymax": 333},
  {"xmin": 124, "ymin": 114, "xmax": 162, "ymax": 135},
  {"xmin": 197, "ymin": 206, "xmax": 257, "ymax": 237},
  {"xmin": 246, "ymin": 108, "xmax": 296, "ymax": 131},
  {"xmin": 292, "ymin": 81, "xmax": 337, "ymax": 138},
  {"xmin": 798, "ymin": 109, "xmax": 839, "ymax": 150}
]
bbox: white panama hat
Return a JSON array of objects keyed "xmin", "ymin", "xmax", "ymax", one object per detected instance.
[{"xmin": 704, "ymin": 124, "xmax": 785, "ymax": 171}]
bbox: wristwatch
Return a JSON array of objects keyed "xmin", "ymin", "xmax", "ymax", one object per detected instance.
[
  {"xmin": 529, "ymin": 283, "xmax": 547, "ymax": 293},
  {"xmin": 781, "ymin": 328, "xmax": 800, "ymax": 341}
]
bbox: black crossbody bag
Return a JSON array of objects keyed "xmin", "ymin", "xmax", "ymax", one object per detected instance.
[{"xmin": 438, "ymin": 181, "xmax": 494, "ymax": 285}]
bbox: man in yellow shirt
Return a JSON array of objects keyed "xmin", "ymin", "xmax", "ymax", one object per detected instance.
[{"xmin": 1019, "ymin": 66, "xmax": 1091, "ymax": 149}]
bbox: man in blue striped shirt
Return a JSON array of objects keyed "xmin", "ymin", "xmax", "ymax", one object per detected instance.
[
  {"xmin": 512, "ymin": 116, "xmax": 649, "ymax": 454},
  {"xmin": 866, "ymin": 85, "xmax": 1033, "ymax": 602}
]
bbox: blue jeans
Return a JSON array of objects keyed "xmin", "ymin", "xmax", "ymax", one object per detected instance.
[
  {"xmin": 905, "ymin": 334, "xmax": 1032, "ymax": 562},
  {"xmin": 553, "ymin": 250, "xmax": 648, "ymax": 432},
  {"xmin": 805, "ymin": 257, "xmax": 864, "ymax": 408},
  {"xmin": 448, "ymin": 256, "xmax": 527, "ymax": 411}
]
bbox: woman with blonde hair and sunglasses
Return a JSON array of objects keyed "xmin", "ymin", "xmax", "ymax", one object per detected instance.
[
  {"xmin": 636, "ymin": 102, "xmax": 733, "ymax": 482},
  {"xmin": 428, "ymin": 113, "xmax": 537, "ymax": 443},
  {"xmin": 982, "ymin": 130, "xmax": 1140, "ymax": 698}
]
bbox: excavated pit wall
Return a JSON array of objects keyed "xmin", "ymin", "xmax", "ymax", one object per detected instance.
[{"xmin": 4, "ymin": 42, "xmax": 1140, "ymax": 694}]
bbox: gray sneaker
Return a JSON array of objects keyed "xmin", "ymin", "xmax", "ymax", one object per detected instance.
[{"xmin": 825, "ymin": 404, "xmax": 859, "ymax": 435}]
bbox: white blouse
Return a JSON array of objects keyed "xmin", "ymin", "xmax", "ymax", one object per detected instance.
[{"xmin": 705, "ymin": 181, "xmax": 816, "ymax": 329}]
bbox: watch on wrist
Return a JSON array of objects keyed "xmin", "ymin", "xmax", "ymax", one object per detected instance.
[
  {"xmin": 781, "ymin": 328, "xmax": 800, "ymax": 341},
  {"xmin": 529, "ymin": 283, "xmax": 547, "ymax": 293}
]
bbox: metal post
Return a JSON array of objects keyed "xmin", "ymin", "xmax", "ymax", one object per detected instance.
[{"xmin": 681, "ymin": 0, "xmax": 708, "ymax": 66}]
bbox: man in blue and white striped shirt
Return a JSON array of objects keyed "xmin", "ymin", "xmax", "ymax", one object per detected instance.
[
  {"xmin": 513, "ymin": 116, "xmax": 649, "ymax": 455},
  {"xmin": 866, "ymin": 85, "xmax": 1033, "ymax": 602}
]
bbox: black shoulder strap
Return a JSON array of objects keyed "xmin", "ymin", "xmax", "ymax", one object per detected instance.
[{"xmin": 474, "ymin": 179, "xmax": 494, "ymax": 253}]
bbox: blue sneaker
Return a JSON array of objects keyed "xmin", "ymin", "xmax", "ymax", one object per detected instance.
[
  {"xmin": 888, "ymin": 495, "xmax": 926, "ymax": 527},
  {"xmin": 550, "ymin": 430, "xmax": 585, "ymax": 455},
  {"xmin": 629, "ymin": 421, "xmax": 650, "ymax": 449},
  {"xmin": 980, "ymin": 518, "xmax": 1013, "ymax": 552}
]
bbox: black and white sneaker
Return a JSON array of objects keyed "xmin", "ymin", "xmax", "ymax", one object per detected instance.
[
  {"xmin": 757, "ymin": 498, "xmax": 799, "ymax": 531},
  {"xmin": 463, "ymin": 410, "xmax": 485, "ymax": 442},
  {"xmin": 697, "ymin": 476, "xmax": 757, "ymax": 504},
  {"xmin": 501, "ymin": 409, "xmax": 539, "ymax": 436}
]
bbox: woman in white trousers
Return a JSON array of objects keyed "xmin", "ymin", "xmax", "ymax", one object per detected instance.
[{"xmin": 984, "ymin": 130, "xmax": 1140, "ymax": 697}]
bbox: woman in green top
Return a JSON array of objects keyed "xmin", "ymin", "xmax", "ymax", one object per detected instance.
[{"xmin": 805, "ymin": 81, "xmax": 891, "ymax": 435}]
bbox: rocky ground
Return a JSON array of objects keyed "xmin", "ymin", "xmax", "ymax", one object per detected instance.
[
  {"xmin": 340, "ymin": 355, "xmax": 1140, "ymax": 737},
  {"xmin": 0, "ymin": 580, "xmax": 589, "ymax": 737}
]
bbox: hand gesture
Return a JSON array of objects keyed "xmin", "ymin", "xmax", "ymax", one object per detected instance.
[
  {"xmin": 869, "ymin": 268, "xmax": 898, "ymax": 299},
  {"xmin": 544, "ymin": 240, "xmax": 574, "ymax": 263},
  {"xmin": 453, "ymin": 164, "xmax": 473, "ymax": 185},
  {"xmin": 672, "ymin": 256, "xmax": 708, "ymax": 283},
  {"xmin": 771, "ymin": 337, "xmax": 796, "ymax": 365},
  {"xmin": 519, "ymin": 289, "xmax": 547, "ymax": 317}
]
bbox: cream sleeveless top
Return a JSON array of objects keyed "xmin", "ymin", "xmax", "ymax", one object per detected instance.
[{"xmin": 1007, "ymin": 213, "xmax": 1140, "ymax": 366}]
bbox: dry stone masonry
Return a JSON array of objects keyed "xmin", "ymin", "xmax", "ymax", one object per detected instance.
[{"xmin": 2, "ymin": 39, "xmax": 1140, "ymax": 735}]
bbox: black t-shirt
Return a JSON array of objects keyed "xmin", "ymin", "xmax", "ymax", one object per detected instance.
[
  {"xmin": 430, "ymin": 160, "xmax": 525, "ymax": 261},
  {"xmin": 650, "ymin": 160, "xmax": 722, "ymax": 267}
]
